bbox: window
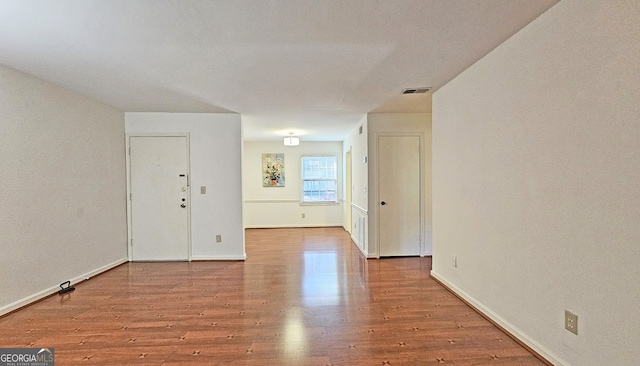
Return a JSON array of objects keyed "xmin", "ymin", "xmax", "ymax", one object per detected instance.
[{"xmin": 301, "ymin": 155, "xmax": 337, "ymax": 203}]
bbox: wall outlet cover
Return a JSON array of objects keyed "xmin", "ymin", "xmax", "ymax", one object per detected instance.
[{"xmin": 565, "ymin": 310, "xmax": 578, "ymax": 335}]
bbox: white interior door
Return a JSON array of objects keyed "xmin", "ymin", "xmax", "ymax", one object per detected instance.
[
  {"xmin": 378, "ymin": 135, "xmax": 421, "ymax": 257},
  {"xmin": 130, "ymin": 136, "xmax": 189, "ymax": 261}
]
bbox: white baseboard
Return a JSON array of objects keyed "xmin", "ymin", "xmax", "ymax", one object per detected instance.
[
  {"xmin": 350, "ymin": 233, "xmax": 377, "ymax": 258},
  {"xmin": 350, "ymin": 233, "xmax": 363, "ymax": 251},
  {"xmin": 429, "ymin": 270, "xmax": 564, "ymax": 366},
  {"xmin": 1, "ymin": 258, "xmax": 128, "ymax": 317},
  {"xmin": 191, "ymin": 255, "xmax": 246, "ymax": 261},
  {"xmin": 350, "ymin": 233, "xmax": 360, "ymax": 246},
  {"xmin": 244, "ymin": 224, "xmax": 343, "ymax": 229}
]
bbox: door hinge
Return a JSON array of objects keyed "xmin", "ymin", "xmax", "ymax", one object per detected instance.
[
  {"xmin": 130, "ymin": 193, "xmax": 132, "ymax": 200},
  {"xmin": 130, "ymin": 239, "xmax": 133, "ymax": 247}
]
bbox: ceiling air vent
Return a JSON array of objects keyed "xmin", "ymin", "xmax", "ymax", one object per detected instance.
[{"xmin": 402, "ymin": 87, "xmax": 431, "ymax": 94}]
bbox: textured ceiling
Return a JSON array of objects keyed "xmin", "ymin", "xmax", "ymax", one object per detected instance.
[{"xmin": 0, "ymin": 0, "xmax": 558, "ymax": 141}]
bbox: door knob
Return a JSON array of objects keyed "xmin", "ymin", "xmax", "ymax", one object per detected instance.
[
  {"xmin": 180, "ymin": 203, "xmax": 186, "ymax": 208},
  {"xmin": 381, "ymin": 201, "xmax": 386, "ymax": 205}
]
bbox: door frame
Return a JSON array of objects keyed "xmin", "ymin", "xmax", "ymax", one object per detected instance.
[
  {"xmin": 125, "ymin": 133, "xmax": 192, "ymax": 261},
  {"xmin": 345, "ymin": 148, "xmax": 352, "ymax": 234},
  {"xmin": 375, "ymin": 132, "xmax": 425, "ymax": 258}
]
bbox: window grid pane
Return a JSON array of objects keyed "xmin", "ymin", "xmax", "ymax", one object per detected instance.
[{"xmin": 302, "ymin": 156, "xmax": 337, "ymax": 202}]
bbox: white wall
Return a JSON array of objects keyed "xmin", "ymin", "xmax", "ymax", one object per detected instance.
[
  {"xmin": 243, "ymin": 141, "xmax": 343, "ymax": 228},
  {"xmin": 0, "ymin": 65, "xmax": 127, "ymax": 315},
  {"xmin": 125, "ymin": 113, "xmax": 244, "ymax": 260},
  {"xmin": 367, "ymin": 113, "xmax": 432, "ymax": 257},
  {"xmin": 344, "ymin": 117, "xmax": 369, "ymax": 254},
  {"xmin": 344, "ymin": 113, "xmax": 432, "ymax": 258},
  {"xmin": 431, "ymin": 1, "xmax": 640, "ymax": 365}
]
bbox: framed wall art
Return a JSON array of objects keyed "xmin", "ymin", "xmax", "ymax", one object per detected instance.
[{"xmin": 262, "ymin": 153, "xmax": 285, "ymax": 187}]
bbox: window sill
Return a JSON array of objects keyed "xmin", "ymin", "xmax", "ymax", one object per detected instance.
[{"xmin": 299, "ymin": 201, "xmax": 340, "ymax": 206}]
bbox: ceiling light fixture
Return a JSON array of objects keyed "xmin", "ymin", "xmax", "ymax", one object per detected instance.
[{"xmin": 284, "ymin": 133, "xmax": 299, "ymax": 146}]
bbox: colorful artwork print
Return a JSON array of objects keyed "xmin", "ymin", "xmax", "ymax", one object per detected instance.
[{"xmin": 262, "ymin": 153, "xmax": 285, "ymax": 187}]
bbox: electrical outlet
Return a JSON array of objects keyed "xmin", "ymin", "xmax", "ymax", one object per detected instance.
[
  {"xmin": 452, "ymin": 255, "xmax": 457, "ymax": 267},
  {"xmin": 216, "ymin": 235, "xmax": 222, "ymax": 243},
  {"xmin": 565, "ymin": 310, "xmax": 578, "ymax": 335},
  {"xmin": 302, "ymin": 213, "xmax": 305, "ymax": 218}
]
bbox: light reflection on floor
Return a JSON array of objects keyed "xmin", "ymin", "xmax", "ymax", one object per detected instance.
[
  {"xmin": 282, "ymin": 307, "xmax": 307, "ymax": 360},
  {"xmin": 302, "ymin": 251, "xmax": 339, "ymax": 307}
]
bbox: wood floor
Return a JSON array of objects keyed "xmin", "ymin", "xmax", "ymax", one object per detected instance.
[{"xmin": 0, "ymin": 228, "xmax": 545, "ymax": 365}]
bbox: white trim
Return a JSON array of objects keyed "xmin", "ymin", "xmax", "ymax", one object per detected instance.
[
  {"xmin": 299, "ymin": 201, "xmax": 339, "ymax": 206},
  {"xmin": 344, "ymin": 147, "xmax": 353, "ymax": 234},
  {"xmin": 300, "ymin": 155, "xmax": 338, "ymax": 204},
  {"xmin": 350, "ymin": 233, "xmax": 362, "ymax": 251},
  {"xmin": 244, "ymin": 199, "xmax": 300, "ymax": 204},
  {"xmin": 430, "ymin": 271, "xmax": 566, "ymax": 366},
  {"xmin": 375, "ymin": 132, "xmax": 425, "ymax": 257},
  {"xmin": 244, "ymin": 199, "xmax": 341, "ymax": 206},
  {"xmin": 244, "ymin": 224, "xmax": 343, "ymax": 229},
  {"xmin": 0, "ymin": 258, "xmax": 128, "ymax": 316},
  {"xmin": 191, "ymin": 255, "xmax": 247, "ymax": 261},
  {"xmin": 350, "ymin": 233, "xmax": 359, "ymax": 246},
  {"xmin": 351, "ymin": 203, "xmax": 368, "ymax": 215}
]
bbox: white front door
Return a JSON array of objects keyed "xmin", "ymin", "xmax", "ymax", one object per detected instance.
[
  {"xmin": 378, "ymin": 135, "xmax": 421, "ymax": 257},
  {"xmin": 129, "ymin": 136, "xmax": 189, "ymax": 261}
]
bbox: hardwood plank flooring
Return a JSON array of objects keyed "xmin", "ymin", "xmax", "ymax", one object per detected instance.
[{"xmin": 0, "ymin": 228, "xmax": 545, "ymax": 365}]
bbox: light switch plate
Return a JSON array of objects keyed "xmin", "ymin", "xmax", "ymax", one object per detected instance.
[{"xmin": 201, "ymin": 186, "xmax": 206, "ymax": 194}]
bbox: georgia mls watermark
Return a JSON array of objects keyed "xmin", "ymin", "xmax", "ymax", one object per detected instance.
[{"xmin": 0, "ymin": 348, "xmax": 54, "ymax": 366}]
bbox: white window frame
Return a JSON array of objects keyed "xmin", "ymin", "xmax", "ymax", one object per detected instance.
[{"xmin": 300, "ymin": 155, "xmax": 338, "ymax": 205}]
